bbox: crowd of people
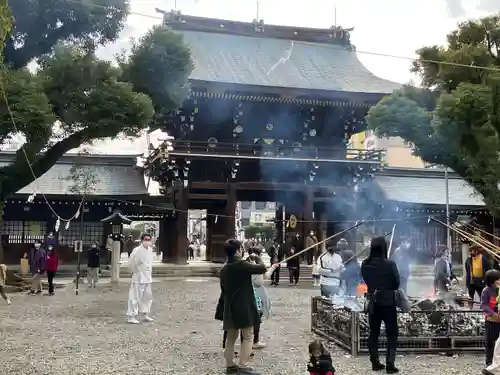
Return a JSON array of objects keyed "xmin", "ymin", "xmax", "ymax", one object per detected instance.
[{"xmin": 4, "ymin": 230, "xmax": 500, "ymax": 374}]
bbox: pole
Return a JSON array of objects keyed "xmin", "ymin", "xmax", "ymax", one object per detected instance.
[
  {"xmin": 387, "ymin": 224, "xmax": 396, "ymax": 258},
  {"xmin": 75, "ymin": 199, "xmax": 84, "ymax": 295},
  {"xmin": 445, "ymin": 169, "xmax": 451, "ymax": 249}
]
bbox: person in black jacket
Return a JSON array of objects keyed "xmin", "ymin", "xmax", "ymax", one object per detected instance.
[
  {"xmin": 361, "ymin": 236, "xmax": 400, "ymax": 374},
  {"xmin": 307, "ymin": 340, "xmax": 335, "ymax": 375},
  {"xmin": 287, "ymin": 246, "xmax": 300, "ymax": 286},
  {"xmin": 268, "ymin": 239, "xmax": 283, "ymax": 285},
  {"xmin": 87, "ymin": 241, "xmax": 100, "ymax": 288}
]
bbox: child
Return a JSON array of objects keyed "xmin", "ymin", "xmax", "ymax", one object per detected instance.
[
  {"xmin": 480, "ymin": 269, "xmax": 500, "ymax": 369},
  {"xmin": 312, "ymin": 262, "xmax": 320, "ymax": 287},
  {"xmin": 46, "ymin": 245, "xmax": 59, "ymax": 296},
  {"xmin": 0, "ymin": 264, "xmax": 11, "ymax": 304},
  {"xmin": 307, "ymin": 340, "xmax": 335, "ymax": 375},
  {"xmin": 287, "ymin": 247, "xmax": 300, "ymax": 286}
]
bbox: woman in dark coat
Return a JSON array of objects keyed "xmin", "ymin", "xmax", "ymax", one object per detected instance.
[
  {"xmin": 361, "ymin": 236, "xmax": 400, "ymax": 374},
  {"xmin": 215, "ymin": 239, "xmax": 269, "ymax": 375}
]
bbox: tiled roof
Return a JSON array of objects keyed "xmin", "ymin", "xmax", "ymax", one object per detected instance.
[
  {"xmin": 177, "ymin": 29, "xmax": 400, "ymax": 94},
  {"xmin": 375, "ymin": 169, "xmax": 484, "ymax": 207},
  {"xmin": 0, "ymin": 153, "xmax": 149, "ymax": 196}
]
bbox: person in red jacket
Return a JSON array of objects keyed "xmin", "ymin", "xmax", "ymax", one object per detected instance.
[{"xmin": 45, "ymin": 245, "xmax": 59, "ymax": 296}]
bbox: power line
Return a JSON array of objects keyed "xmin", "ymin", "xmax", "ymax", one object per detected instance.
[{"xmin": 64, "ymin": 0, "xmax": 500, "ymax": 74}]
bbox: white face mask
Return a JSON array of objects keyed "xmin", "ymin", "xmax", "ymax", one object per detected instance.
[
  {"xmin": 92, "ymin": 245, "xmax": 97, "ymax": 248},
  {"xmin": 142, "ymin": 241, "xmax": 152, "ymax": 248},
  {"xmin": 34, "ymin": 244, "xmax": 41, "ymax": 249}
]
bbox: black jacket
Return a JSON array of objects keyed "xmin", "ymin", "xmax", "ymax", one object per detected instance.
[
  {"xmin": 286, "ymin": 254, "xmax": 300, "ymax": 269},
  {"xmin": 268, "ymin": 244, "xmax": 284, "ymax": 263},
  {"xmin": 87, "ymin": 247, "xmax": 100, "ymax": 268},
  {"xmin": 361, "ymin": 257, "xmax": 400, "ymax": 307},
  {"xmin": 216, "ymin": 256, "xmax": 267, "ymax": 330},
  {"xmin": 307, "ymin": 352, "xmax": 335, "ymax": 374}
]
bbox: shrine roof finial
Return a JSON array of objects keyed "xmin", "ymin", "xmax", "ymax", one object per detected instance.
[{"xmin": 155, "ymin": 9, "xmax": 354, "ymax": 46}]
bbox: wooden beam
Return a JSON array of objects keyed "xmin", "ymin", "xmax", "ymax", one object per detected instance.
[
  {"xmin": 190, "ymin": 182, "xmax": 226, "ymax": 189},
  {"xmin": 189, "ymin": 193, "xmax": 228, "ymax": 200}
]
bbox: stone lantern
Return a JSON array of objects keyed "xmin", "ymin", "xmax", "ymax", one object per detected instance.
[{"xmin": 101, "ymin": 209, "xmax": 132, "ymax": 283}]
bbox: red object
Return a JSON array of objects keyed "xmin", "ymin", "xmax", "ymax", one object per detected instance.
[{"xmin": 46, "ymin": 253, "xmax": 59, "ymax": 272}]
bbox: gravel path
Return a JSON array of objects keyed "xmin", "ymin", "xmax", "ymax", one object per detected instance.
[{"xmin": 0, "ymin": 279, "xmax": 486, "ymax": 374}]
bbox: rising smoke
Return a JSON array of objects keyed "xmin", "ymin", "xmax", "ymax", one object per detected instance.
[{"xmin": 444, "ymin": 0, "xmax": 500, "ymax": 18}]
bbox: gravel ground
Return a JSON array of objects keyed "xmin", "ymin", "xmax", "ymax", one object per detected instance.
[{"xmin": 0, "ymin": 279, "xmax": 486, "ymax": 374}]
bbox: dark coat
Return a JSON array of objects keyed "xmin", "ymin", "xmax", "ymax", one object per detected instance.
[
  {"xmin": 28, "ymin": 247, "xmax": 46, "ymax": 275},
  {"xmin": 361, "ymin": 256, "xmax": 400, "ymax": 307},
  {"xmin": 287, "ymin": 254, "xmax": 300, "ymax": 269},
  {"xmin": 215, "ymin": 256, "xmax": 267, "ymax": 330},
  {"xmin": 87, "ymin": 247, "xmax": 100, "ymax": 268},
  {"xmin": 307, "ymin": 352, "xmax": 335, "ymax": 374}
]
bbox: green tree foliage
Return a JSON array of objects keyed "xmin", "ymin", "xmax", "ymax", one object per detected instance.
[
  {"xmin": 0, "ymin": 0, "xmax": 193, "ymax": 202},
  {"xmin": 0, "ymin": 0, "xmax": 11, "ymax": 46},
  {"xmin": 366, "ymin": 15, "xmax": 500, "ymax": 214}
]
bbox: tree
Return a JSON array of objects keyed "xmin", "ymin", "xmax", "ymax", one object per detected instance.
[
  {"xmin": 366, "ymin": 15, "xmax": 500, "ymax": 215},
  {"xmin": 0, "ymin": 0, "xmax": 11, "ymax": 46},
  {"xmin": 5, "ymin": 0, "xmax": 129, "ymax": 69},
  {"xmin": 0, "ymin": 1, "xmax": 193, "ymax": 203}
]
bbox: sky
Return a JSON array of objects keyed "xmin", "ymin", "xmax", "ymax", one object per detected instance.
[{"xmin": 89, "ymin": 0, "xmax": 499, "ymax": 156}]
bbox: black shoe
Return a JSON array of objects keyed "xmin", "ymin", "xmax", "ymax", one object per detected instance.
[
  {"xmin": 386, "ymin": 364, "xmax": 399, "ymax": 374},
  {"xmin": 28, "ymin": 290, "xmax": 35, "ymax": 295},
  {"xmin": 238, "ymin": 366, "xmax": 260, "ymax": 375},
  {"xmin": 372, "ymin": 362, "xmax": 385, "ymax": 371},
  {"xmin": 483, "ymin": 369, "xmax": 495, "ymax": 375},
  {"xmin": 225, "ymin": 365, "xmax": 239, "ymax": 374},
  {"xmin": 35, "ymin": 290, "xmax": 42, "ymax": 295}
]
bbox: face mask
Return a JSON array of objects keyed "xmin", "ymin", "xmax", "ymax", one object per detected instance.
[
  {"xmin": 34, "ymin": 244, "xmax": 41, "ymax": 249},
  {"xmin": 48, "ymin": 247, "xmax": 53, "ymax": 251},
  {"xmin": 92, "ymin": 245, "xmax": 97, "ymax": 248},
  {"xmin": 142, "ymin": 241, "xmax": 152, "ymax": 248}
]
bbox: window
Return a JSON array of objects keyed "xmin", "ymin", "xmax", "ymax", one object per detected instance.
[
  {"xmin": 2, "ymin": 221, "xmax": 23, "ymax": 244},
  {"xmin": 240, "ymin": 201, "xmax": 251, "ymax": 209},
  {"xmin": 254, "ymin": 202, "xmax": 266, "ymax": 210},
  {"xmin": 60, "ymin": 221, "xmax": 104, "ymax": 246},
  {"xmin": 265, "ymin": 202, "xmax": 276, "ymax": 210},
  {"xmin": 1, "ymin": 221, "xmax": 46, "ymax": 244},
  {"xmin": 241, "ymin": 218, "xmax": 250, "ymax": 227}
]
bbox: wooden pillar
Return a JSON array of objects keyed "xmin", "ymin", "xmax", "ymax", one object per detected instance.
[
  {"xmin": 210, "ymin": 184, "xmax": 236, "ymax": 263},
  {"xmin": 275, "ymin": 204, "xmax": 284, "ymax": 244},
  {"xmin": 170, "ymin": 181, "xmax": 188, "ymax": 264}
]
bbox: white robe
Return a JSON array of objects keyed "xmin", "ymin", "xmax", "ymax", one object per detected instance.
[
  {"xmin": 487, "ymin": 337, "xmax": 500, "ymax": 374},
  {"xmin": 127, "ymin": 245, "xmax": 153, "ymax": 317}
]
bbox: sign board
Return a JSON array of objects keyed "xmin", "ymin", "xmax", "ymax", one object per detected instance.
[
  {"xmin": 249, "ymin": 211, "xmax": 275, "ymax": 225},
  {"xmin": 74, "ymin": 240, "xmax": 83, "ymax": 253}
]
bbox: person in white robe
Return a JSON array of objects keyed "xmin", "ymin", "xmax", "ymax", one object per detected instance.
[
  {"xmin": 485, "ymin": 337, "xmax": 500, "ymax": 375},
  {"xmin": 127, "ymin": 234, "xmax": 154, "ymax": 324}
]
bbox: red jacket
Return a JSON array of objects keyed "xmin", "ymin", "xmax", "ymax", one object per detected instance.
[{"xmin": 46, "ymin": 253, "xmax": 59, "ymax": 272}]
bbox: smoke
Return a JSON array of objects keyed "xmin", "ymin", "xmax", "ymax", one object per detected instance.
[
  {"xmin": 444, "ymin": 0, "xmax": 500, "ymax": 18},
  {"xmin": 444, "ymin": 0, "xmax": 466, "ymax": 18}
]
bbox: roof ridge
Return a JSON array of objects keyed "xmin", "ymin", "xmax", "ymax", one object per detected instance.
[
  {"xmin": 157, "ymin": 9, "xmax": 353, "ymax": 46},
  {"xmin": 0, "ymin": 151, "xmax": 141, "ymax": 166}
]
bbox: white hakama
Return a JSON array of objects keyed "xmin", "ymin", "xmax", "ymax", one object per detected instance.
[
  {"xmin": 126, "ymin": 245, "xmax": 154, "ymax": 321},
  {"xmin": 486, "ymin": 337, "xmax": 500, "ymax": 375}
]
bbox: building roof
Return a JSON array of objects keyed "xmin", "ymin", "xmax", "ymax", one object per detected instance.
[
  {"xmin": 161, "ymin": 12, "xmax": 401, "ymax": 97},
  {"xmin": 374, "ymin": 168, "xmax": 484, "ymax": 207},
  {"xmin": 0, "ymin": 153, "xmax": 149, "ymax": 197}
]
